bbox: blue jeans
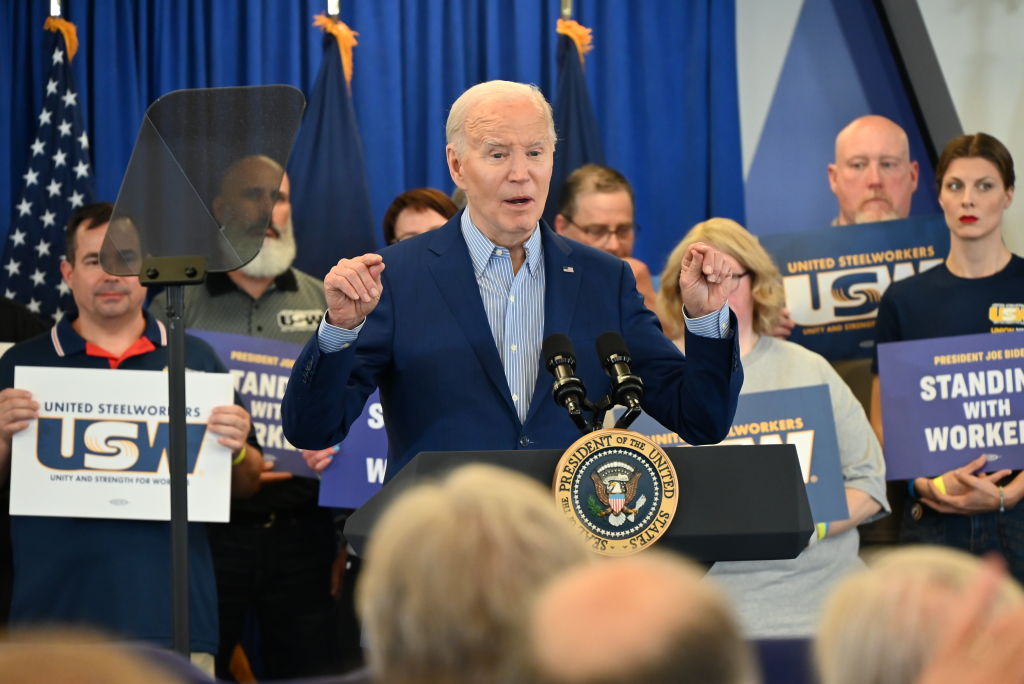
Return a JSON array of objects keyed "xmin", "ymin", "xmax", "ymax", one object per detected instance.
[{"xmin": 901, "ymin": 501, "xmax": 1024, "ymax": 585}]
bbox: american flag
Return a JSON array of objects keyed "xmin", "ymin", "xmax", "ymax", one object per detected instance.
[{"xmin": 1, "ymin": 23, "xmax": 95, "ymax": 322}]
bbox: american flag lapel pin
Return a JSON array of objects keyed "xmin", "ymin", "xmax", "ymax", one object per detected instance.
[{"xmin": 563, "ymin": 266, "xmax": 574, "ymax": 273}]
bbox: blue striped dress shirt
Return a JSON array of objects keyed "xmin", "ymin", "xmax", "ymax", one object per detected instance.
[{"xmin": 459, "ymin": 211, "xmax": 546, "ymax": 423}]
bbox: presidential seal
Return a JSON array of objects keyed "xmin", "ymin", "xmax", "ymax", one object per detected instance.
[{"xmin": 553, "ymin": 428, "xmax": 678, "ymax": 555}]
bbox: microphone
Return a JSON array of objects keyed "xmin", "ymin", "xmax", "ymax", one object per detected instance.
[
  {"xmin": 596, "ymin": 332, "xmax": 644, "ymax": 412},
  {"xmin": 542, "ymin": 334, "xmax": 588, "ymax": 422}
]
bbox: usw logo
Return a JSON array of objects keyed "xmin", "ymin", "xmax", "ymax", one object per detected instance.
[
  {"xmin": 989, "ymin": 303, "xmax": 1024, "ymax": 325},
  {"xmin": 36, "ymin": 418, "xmax": 207, "ymax": 473},
  {"xmin": 785, "ymin": 260, "xmax": 942, "ymax": 326}
]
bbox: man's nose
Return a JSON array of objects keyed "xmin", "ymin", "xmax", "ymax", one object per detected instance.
[
  {"xmin": 508, "ymin": 152, "xmax": 529, "ymax": 181},
  {"xmin": 866, "ymin": 162, "xmax": 883, "ymax": 186},
  {"xmin": 605, "ymin": 231, "xmax": 622, "ymax": 253}
]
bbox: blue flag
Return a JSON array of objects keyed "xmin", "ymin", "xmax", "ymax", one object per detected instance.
[
  {"xmin": 287, "ymin": 29, "xmax": 376, "ymax": 280},
  {"xmin": 544, "ymin": 29, "xmax": 606, "ymax": 225},
  {"xmin": 1, "ymin": 21, "xmax": 95, "ymax": 322}
]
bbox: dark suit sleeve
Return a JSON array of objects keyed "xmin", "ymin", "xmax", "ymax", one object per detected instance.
[
  {"xmin": 281, "ymin": 270, "xmax": 395, "ymax": 450},
  {"xmin": 618, "ymin": 262, "xmax": 742, "ymax": 445}
]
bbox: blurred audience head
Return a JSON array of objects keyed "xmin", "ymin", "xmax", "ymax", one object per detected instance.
[
  {"xmin": 554, "ymin": 164, "xmax": 637, "ymax": 258},
  {"xmin": 357, "ymin": 463, "xmax": 590, "ymax": 684},
  {"xmin": 0, "ymin": 628, "xmax": 187, "ymax": 684},
  {"xmin": 530, "ymin": 551, "xmax": 758, "ymax": 684},
  {"xmin": 816, "ymin": 545, "xmax": 1024, "ymax": 684},
  {"xmin": 828, "ymin": 115, "xmax": 919, "ymax": 225},
  {"xmin": 658, "ymin": 217, "xmax": 784, "ymax": 339},
  {"xmin": 382, "ymin": 187, "xmax": 459, "ymax": 245}
]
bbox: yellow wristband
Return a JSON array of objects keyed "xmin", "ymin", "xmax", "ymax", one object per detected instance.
[
  {"xmin": 932, "ymin": 475, "xmax": 947, "ymax": 495},
  {"xmin": 232, "ymin": 447, "xmax": 247, "ymax": 466},
  {"xmin": 816, "ymin": 522, "xmax": 828, "ymax": 540}
]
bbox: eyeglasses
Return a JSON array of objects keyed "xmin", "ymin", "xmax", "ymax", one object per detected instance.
[{"xmin": 563, "ymin": 217, "xmax": 638, "ymax": 241}]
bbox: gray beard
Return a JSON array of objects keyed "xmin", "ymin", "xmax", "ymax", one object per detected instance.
[{"xmin": 241, "ymin": 217, "xmax": 297, "ymax": 278}]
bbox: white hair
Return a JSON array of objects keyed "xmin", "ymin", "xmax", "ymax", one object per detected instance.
[
  {"xmin": 357, "ymin": 463, "xmax": 589, "ymax": 684},
  {"xmin": 816, "ymin": 545, "xmax": 1024, "ymax": 684},
  {"xmin": 240, "ymin": 214, "xmax": 296, "ymax": 278},
  {"xmin": 445, "ymin": 80, "xmax": 556, "ymax": 157}
]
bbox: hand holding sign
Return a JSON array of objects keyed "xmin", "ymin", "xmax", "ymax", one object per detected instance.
[
  {"xmin": 208, "ymin": 404, "xmax": 261, "ymax": 498},
  {"xmin": 208, "ymin": 404, "xmax": 252, "ymax": 455},
  {"xmin": 0, "ymin": 388, "xmax": 38, "ymax": 440},
  {"xmin": 918, "ymin": 453, "xmax": 1018, "ymax": 514},
  {"xmin": 0, "ymin": 388, "xmax": 38, "ymax": 479}
]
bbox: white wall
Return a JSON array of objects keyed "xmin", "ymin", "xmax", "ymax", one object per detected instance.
[
  {"xmin": 735, "ymin": 0, "xmax": 802, "ymax": 180},
  {"xmin": 737, "ymin": 0, "xmax": 1024, "ymax": 253},
  {"xmin": 920, "ymin": 0, "xmax": 1024, "ymax": 253}
]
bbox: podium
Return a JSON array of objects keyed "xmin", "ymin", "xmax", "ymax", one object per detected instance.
[{"xmin": 345, "ymin": 444, "xmax": 813, "ymax": 563}]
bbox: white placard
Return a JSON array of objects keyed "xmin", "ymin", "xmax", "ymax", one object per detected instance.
[{"xmin": 10, "ymin": 366, "xmax": 234, "ymax": 522}]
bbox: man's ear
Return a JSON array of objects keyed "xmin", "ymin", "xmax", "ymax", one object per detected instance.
[
  {"xmin": 446, "ymin": 145, "xmax": 465, "ymax": 189},
  {"xmin": 827, "ymin": 163, "xmax": 839, "ymax": 194},
  {"xmin": 59, "ymin": 258, "xmax": 72, "ymax": 287},
  {"xmin": 553, "ymin": 213, "xmax": 568, "ymax": 235},
  {"xmin": 909, "ymin": 160, "xmax": 920, "ymax": 192}
]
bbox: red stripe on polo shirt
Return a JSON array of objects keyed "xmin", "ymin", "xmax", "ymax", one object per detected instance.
[{"xmin": 85, "ymin": 336, "xmax": 157, "ymax": 369}]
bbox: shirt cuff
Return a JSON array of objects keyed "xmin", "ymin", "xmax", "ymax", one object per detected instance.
[
  {"xmin": 317, "ymin": 313, "xmax": 363, "ymax": 353},
  {"xmin": 682, "ymin": 304, "xmax": 731, "ymax": 339}
]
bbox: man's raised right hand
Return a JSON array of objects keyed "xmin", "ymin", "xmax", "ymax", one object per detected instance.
[{"xmin": 324, "ymin": 254, "xmax": 386, "ymax": 330}]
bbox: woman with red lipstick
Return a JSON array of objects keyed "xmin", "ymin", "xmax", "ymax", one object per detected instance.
[{"xmin": 870, "ymin": 132, "xmax": 1024, "ymax": 582}]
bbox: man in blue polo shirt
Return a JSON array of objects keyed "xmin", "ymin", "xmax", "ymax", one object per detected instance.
[{"xmin": 0, "ymin": 202, "xmax": 262, "ymax": 663}]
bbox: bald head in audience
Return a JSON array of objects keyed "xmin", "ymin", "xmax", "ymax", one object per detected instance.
[
  {"xmin": 828, "ymin": 115, "xmax": 919, "ymax": 226},
  {"xmin": 531, "ymin": 552, "xmax": 758, "ymax": 684},
  {"xmin": 357, "ymin": 464, "xmax": 590, "ymax": 684},
  {"xmin": 0, "ymin": 628, "xmax": 187, "ymax": 684}
]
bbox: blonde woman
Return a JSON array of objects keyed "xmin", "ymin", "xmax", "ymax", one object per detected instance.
[{"xmin": 658, "ymin": 218, "xmax": 888, "ymax": 637}]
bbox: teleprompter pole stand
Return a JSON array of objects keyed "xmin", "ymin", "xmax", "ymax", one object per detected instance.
[{"xmin": 140, "ymin": 255, "xmax": 208, "ymax": 656}]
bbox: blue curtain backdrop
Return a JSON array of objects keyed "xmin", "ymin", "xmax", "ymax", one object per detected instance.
[{"xmin": 2, "ymin": 0, "xmax": 744, "ymax": 274}]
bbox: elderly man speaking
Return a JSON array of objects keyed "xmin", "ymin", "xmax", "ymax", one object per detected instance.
[{"xmin": 283, "ymin": 81, "xmax": 742, "ymax": 480}]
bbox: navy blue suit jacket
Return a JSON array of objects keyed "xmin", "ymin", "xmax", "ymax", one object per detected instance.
[{"xmin": 282, "ymin": 215, "xmax": 742, "ymax": 481}]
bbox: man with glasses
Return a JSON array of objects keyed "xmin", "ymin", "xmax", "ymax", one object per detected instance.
[{"xmin": 553, "ymin": 164, "xmax": 658, "ymax": 314}]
